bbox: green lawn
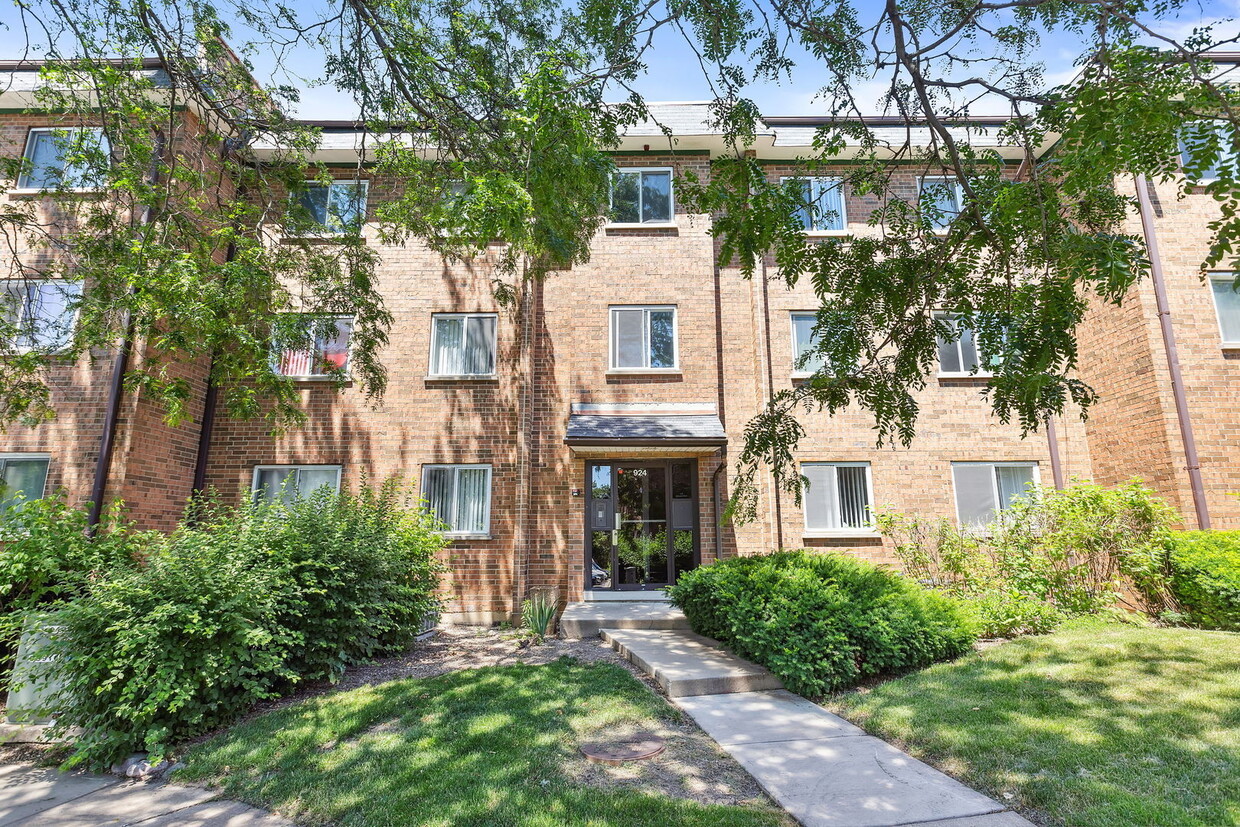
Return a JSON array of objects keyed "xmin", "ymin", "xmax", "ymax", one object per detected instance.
[
  {"xmin": 830, "ymin": 623, "xmax": 1240, "ymax": 827},
  {"xmin": 177, "ymin": 658, "xmax": 785, "ymax": 827}
]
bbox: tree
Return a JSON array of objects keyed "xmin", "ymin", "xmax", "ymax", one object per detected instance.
[{"xmin": 5, "ymin": 0, "xmax": 1239, "ymax": 515}]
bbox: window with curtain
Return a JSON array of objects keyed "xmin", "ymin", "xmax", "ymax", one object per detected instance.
[
  {"xmin": 1180, "ymin": 121, "xmax": 1237, "ymax": 184},
  {"xmin": 1, "ymin": 280, "xmax": 82, "ymax": 352},
  {"xmin": 609, "ymin": 169, "xmax": 673, "ymax": 224},
  {"xmin": 18, "ymin": 128, "xmax": 110, "ymax": 190},
  {"xmin": 251, "ymin": 465, "xmax": 341, "ymax": 506},
  {"xmin": 610, "ymin": 306, "xmax": 676, "ymax": 369},
  {"xmin": 274, "ymin": 316, "xmax": 353, "ymax": 378},
  {"xmin": 935, "ymin": 312, "xmax": 1000, "ymax": 376},
  {"xmin": 790, "ymin": 312, "xmax": 826, "ymax": 376},
  {"xmin": 1209, "ymin": 274, "xmax": 1240, "ymax": 344},
  {"xmin": 952, "ymin": 462, "xmax": 1037, "ymax": 527},
  {"xmin": 0, "ymin": 455, "xmax": 50, "ymax": 516},
  {"xmin": 919, "ymin": 176, "xmax": 963, "ymax": 230},
  {"xmin": 422, "ymin": 464, "xmax": 492, "ymax": 535},
  {"xmin": 429, "ymin": 314, "xmax": 497, "ymax": 376},
  {"xmin": 291, "ymin": 181, "xmax": 368, "ymax": 234},
  {"xmin": 784, "ymin": 177, "xmax": 847, "ymax": 232},
  {"xmin": 801, "ymin": 462, "xmax": 872, "ymax": 532}
]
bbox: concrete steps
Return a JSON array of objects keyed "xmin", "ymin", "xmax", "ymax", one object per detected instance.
[
  {"xmin": 601, "ymin": 628, "xmax": 783, "ymax": 697},
  {"xmin": 559, "ymin": 602, "xmax": 689, "ymax": 639}
]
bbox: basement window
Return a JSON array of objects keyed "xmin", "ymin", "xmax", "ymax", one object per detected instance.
[
  {"xmin": 0, "ymin": 454, "xmax": 49, "ymax": 516},
  {"xmin": 422, "ymin": 464, "xmax": 492, "ymax": 537},
  {"xmin": 952, "ymin": 462, "xmax": 1037, "ymax": 528},
  {"xmin": 252, "ymin": 465, "xmax": 342, "ymax": 506},
  {"xmin": 801, "ymin": 462, "xmax": 873, "ymax": 534}
]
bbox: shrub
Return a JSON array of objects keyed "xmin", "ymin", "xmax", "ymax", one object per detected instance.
[
  {"xmin": 1163, "ymin": 531, "xmax": 1240, "ymax": 630},
  {"xmin": 667, "ymin": 551, "xmax": 976, "ymax": 697}
]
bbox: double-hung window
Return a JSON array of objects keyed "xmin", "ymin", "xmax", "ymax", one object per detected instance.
[
  {"xmin": 429, "ymin": 313, "xmax": 497, "ymax": 377},
  {"xmin": 784, "ymin": 177, "xmax": 847, "ymax": 232},
  {"xmin": 1180, "ymin": 121, "xmax": 1237, "ymax": 184},
  {"xmin": 1, "ymin": 280, "xmax": 81, "ymax": 353},
  {"xmin": 252, "ymin": 465, "xmax": 341, "ymax": 505},
  {"xmin": 609, "ymin": 168, "xmax": 674, "ymax": 225},
  {"xmin": 17, "ymin": 127, "xmax": 110, "ymax": 191},
  {"xmin": 952, "ymin": 462, "xmax": 1037, "ymax": 527},
  {"xmin": 801, "ymin": 462, "xmax": 873, "ymax": 533},
  {"xmin": 610, "ymin": 306, "xmax": 677, "ymax": 370},
  {"xmin": 422, "ymin": 464, "xmax": 492, "ymax": 536},
  {"xmin": 0, "ymin": 454, "xmax": 50, "ymax": 516},
  {"xmin": 1209, "ymin": 273, "xmax": 1240, "ymax": 345},
  {"xmin": 274, "ymin": 316, "xmax": 353, "ymax": 378},
  {"xmin": 936, "ymin": 313, "xmax": 998, "ymax": 377},
  {"xmin": 292, "ymin": 181, "xmax": 368, "ymax": 234},
  {"xmin": 919, "ymin": 176, "xmax": 963, "ymax": 230},
  {"xmin": 791, "ymin": 312, "xmax": 826, "ymax": 377}
]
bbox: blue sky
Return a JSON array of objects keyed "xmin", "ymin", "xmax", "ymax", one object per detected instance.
[{"xmin": 0, "ymin": 0, "xmax": 1235, "ymax": 119}]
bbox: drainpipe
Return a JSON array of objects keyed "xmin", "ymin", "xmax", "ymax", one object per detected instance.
[
  {"xmin": 712, "ymin": 460, "xmax": 726, "ymax": 563},
  {"xmin": 1045, "ymin": 416, "xmax": 1065, "ymax": 489},
  {"xmin": 190, "ymin": 354, "xmax": 219, "ymax": 498},
  {"xmin": 1134, "ymin": 174, "xmax": 1210, "ymax": 529},
  {"xmin": 758, "ymin": 259, "xmax": 785, "ymax": 549}
]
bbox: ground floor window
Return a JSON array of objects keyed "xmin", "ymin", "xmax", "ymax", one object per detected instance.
[
  {"xmin": 252, "ymin": 465, "xmax": 342, "ymax": 505},
  {"xmin": 422, "ymin": 464, "xmax": 492, "ymax": 536},
  {"xmin": 952, "ymin": 462, "xmax": 1037, "ymax": 527},
  {"xmin": 0, "ymin": 454, "xmax": 49, "ymax": 515},
  {"xmin": 801, "ymin": 462, "xmax": 873, "ymax": 532}
]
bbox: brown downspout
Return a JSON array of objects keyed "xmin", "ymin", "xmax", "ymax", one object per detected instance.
[
  {"xmin": 1045, "ymin": 416, "xmax": 1065, "ymax": 489},
  {"xmin": 1134, "ymin": 174, "xmax": 1211, "ymax": 529},
  {"xmin": 712, "ymin": 264, "xmax": 728, "ymax": 563},
  {"xmin": 758, "ymin": 259, "xmax": 785, "ymax": 549}
]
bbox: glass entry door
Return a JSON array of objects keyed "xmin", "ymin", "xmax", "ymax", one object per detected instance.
[{"xmin": 587, "ymin": 460, "xmax": 697, "ymax": 590}]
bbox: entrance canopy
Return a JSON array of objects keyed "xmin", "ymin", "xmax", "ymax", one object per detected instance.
[{"xmin": 565, "ymin": 403, "xmax": 726, "ymax": 456}]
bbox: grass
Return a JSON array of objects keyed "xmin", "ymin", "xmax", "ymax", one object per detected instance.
[
  {"xmin": 829, "ymin": 622, "xmax": 1240, "ymax": 827},
  {"xmin": 176, "ymin": 657, "xmax": 785, "ymax": 827}
]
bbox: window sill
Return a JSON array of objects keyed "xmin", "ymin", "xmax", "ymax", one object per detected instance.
[
  {"xmin": 280, "ymin": 375, "xmax": 350, "ymax": 382},
  {"xmin": 425, "ymin": 374, "xmax": 499, "ymax": 381},
  {"xmin": 443, "ymin": 533, "xmax": 492, "ymax": 541},
  {"xmin": 605, "ymin": 222, "xmax": 678, "ymax": 230},
  {"xmin": 938, "ymin": 372, "xmax": 993, "ymax": 380},
  {"xmin": 9, "ymin": 187, "xmax": 105, "ymax": 196},
  {"xmin": 804, "ymin": 230, "xmax": 850, "ymax": 238},
  {"xmin": 606, "ymin": 368, "xmax": 681, "ymax": 376},
  {"xmin": 803, "ymin": 530, "xmax": 880, "ymax": 539},
  {"xmin": 1221, "ymin": 342, "xmax": 1240, "ymax": 350}
]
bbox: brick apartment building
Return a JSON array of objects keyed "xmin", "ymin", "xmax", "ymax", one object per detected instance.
[{"xmin": 2, "ymin": 60, "xmax": 1237, "ymax": 623}]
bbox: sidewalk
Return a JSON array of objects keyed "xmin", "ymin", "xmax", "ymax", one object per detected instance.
[{"xmin": 0, "ymin": 762, "xmax": 293, "ymax": 826}]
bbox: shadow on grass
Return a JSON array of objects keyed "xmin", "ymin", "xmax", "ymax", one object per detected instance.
[
  {"xmin": 178, "ymin": 657, "xmax": 784, "ymax": 827},
  {"xmin": 831, "ymin": 625, "xmax": 1240, "ymax": 827}
]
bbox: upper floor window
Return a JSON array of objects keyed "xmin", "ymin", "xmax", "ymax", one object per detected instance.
[
  {"xmin": 952, "ymin": 462, "xmax": 1037, "ymax": 527},
  {"xmin": 274, "ymin": 316, "xmax": 353, "ymax": 379},
  {"xmin": 801, "ymin": 462, "xmax": 872, "ymax": 533},
  {"xmin": 0, "ymin": 454, "xmax": 50, "ymax": 516},
  {"xmin": 17, "ymin": 128, "xmax": 110, "ymax": 191},
  {"xmin": 1180, "ymin": 121, "xmax": 1237, "ymax": 184},
  {"xmin": 1, "ymin": 279, "xmax": 81, "ymax": 353},
  {"xmin": 429, "ymin": 313, "xmax": 497, "ymax": 377},
  {"xmin": 609, "ymin": 168, "xmax": 673, "ymax": 225},
  {"xmin": 291, "ymin": 181, "xmax": 368, "ymax": 234},
  {"xmin": 919, "ymin": 176, "xmax": 963, "ymax": 230},
  {"xmin": 610, "ymin": 305, "xmax": 677, "ymax": 370},
  {"xmin": 422, "ymin": 464, "xmax": 492, "ymax": 536},
  {"xmin": 784, "ymin": 177, "xmax": 846, "ymax": 232},
  {"xmin": 1209, "ymin": 274, "xmax": 1240, "ymax": 346},
  {"xmin": 252, "ymin": 464, "xmax": 342, "ymax": 506},
  {"xmin": 791, "ymin": 312, "xmax": 826, "ymax": 377},
  {"xmin": 935, "ymin": 313, "xmax": 997, "ymax": 377}
]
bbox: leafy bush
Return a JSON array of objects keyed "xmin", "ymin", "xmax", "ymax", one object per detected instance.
[
  {"xmin": 38, "ymin": 481, "xmax": 445, "ymax": 769},
  {"xmin": 667, "ymin": 551, "xmax": 976, "ymax": 697},
  {"xmin": 1163, "ymin": 531, "xmax": 1240, "ymax": 630}
]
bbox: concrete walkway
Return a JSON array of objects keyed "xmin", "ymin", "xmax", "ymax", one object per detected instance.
[{"xmin": 0, "ymin": 762, "xmax": 293, "ymax": 826}]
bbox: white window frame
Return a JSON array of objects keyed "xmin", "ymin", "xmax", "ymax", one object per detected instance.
[
  {"xmin": 421, "ymin": 463, "xmax": 493, "ymax": 538},
  {"xmin": 289, "ymin": 180, "xmax": 370, "ymax": 236},
  {"xmin": 950, "ymin": 461, "xmax": 1040, "ymax": 528},
  {"xmin": 608, "ymin": 305, "xmax": 679, "ymax": 372},
  {"xmin": 15, "ymin": 127, "xmax": 110, "ymax": 193},
  {"xmin": 1208, "ymin": 272, "xmax": 1240, "ymax": 347},
  {"xmin": 1, "ymin": 279, "xmax": 82, "ymax": 355},
  {"xmin": 934, "ymin": 311, "xmax": 994, "ymax": 378},
  {"xmin": 0, "ymin": 452, "xmax": 51, "ymax": 507},
  {"xmin": 800, "ymin": 461, "xmax": 876, "ymax": 537},
  {"xmin": 1180, "ymin": 121, "xmax": 1236, "ymax": 185},
  {"xmin": 790, "ymin": 311, "xmax": 824, "ymax": 378},
  {"xmin": 918, "ymin": 175, "xmax": 964, "ymax": 232},
  {"xmin": 608, "ymin": 167, "xmax": 676, "ymax": 227},
  {"xmin": 427, "ymin": 312, "xmax": 499, "ymax": 379},
  {"xmin": 250, "ymin": 464, "xmax": 343, "ymax": 502},
  {"xmin": 272, "ymin": 314, "xmax": 355, "ymax": 381},
  {"xmin": 781, "ymin": 176, "xmax": 848, "ymax": 234}
]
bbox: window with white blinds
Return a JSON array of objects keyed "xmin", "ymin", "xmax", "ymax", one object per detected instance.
[
  {"xmin": 610, "ymin": 306, "xmax": 677, "ymax": 370},
  {"xmin": 783, "ymin": 177, "xmax": 847, "ymax": 232},
  {"xmin": 422, "ymin": 464, "xmax": 492, "ymax": 536},
  {"xmin": 18, "ymin": 128, "xmax": 110, "ymax": 190},
  {"xmin": 952, "ymin": 462, "xmax": 1037, "ymax": 527},
  {"xmin": 252, "ymin": 465, "xmax": 342, "ymax": 506},
  {"xmin": 1209, "ymin": 274, "xmax": 1240, "ymax": 345},
  {"xmin": 801, "ymin": 462, "xmax": 872, "ymax": 532},
  {"xmin": 430, "ymin": 314, "xmax": 497, "ymax": 377},
  {"xmin": 1, "ymin": 280, "xmax": 82, "ymax": 352}
]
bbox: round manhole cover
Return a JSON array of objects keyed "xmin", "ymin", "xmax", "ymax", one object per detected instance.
[{"xmin": 580, "ymin": 733, "xmax": 666, "ymax": 765}]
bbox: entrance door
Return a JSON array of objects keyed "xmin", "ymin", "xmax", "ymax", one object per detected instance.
[{"xmin": 587, "ymin": 460, "xmax": 698, "ymax": 590}]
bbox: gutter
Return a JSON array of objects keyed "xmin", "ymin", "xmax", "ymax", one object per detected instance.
[{"xmin": 1134, "ymin": 175, "xmax": 1211, "ymax": 529}]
